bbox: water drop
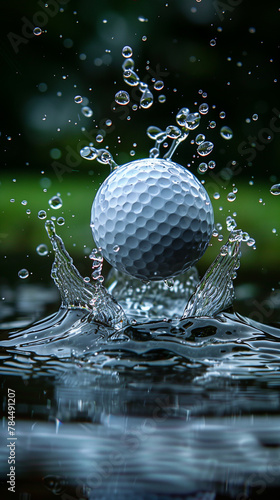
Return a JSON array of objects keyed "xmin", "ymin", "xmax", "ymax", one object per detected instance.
[
  {"xmin": 123, "ymin": 69, "xmax": 140, "ymax": 86},
  {"xmin": 247, "ymin": 238, "xmax": 255, "ymax": 247},
  {"xmin": 213, "ymin": 192, "xmax": 220, "ymax": 200},
  {"xmin": 220, "ymin": 126, "xmax": 233, "ymax": 140},
  {"xmin": 209, "ymin": 121, "xmax": 216, "ymax": 129},
  {"xmin": 81, "ymin": 106, "xmax": 93, "ymax": 117},
  {"xmin": 146, "ymin": 126, "xmax": 163, "ymax": 140},
  {"xmin": 115, "ymin": 90, "xmax": 130, "ymax": 105},
  {"xmin": 122, "ymin": 58, "xmax": 134, "ymax": 71},
  {"xmin": 154, "ymin": 80, "xmax": 164, "ymax": 90},
  {"xmin": 38, "ymin": 210, "xmax": 47, "ymax": 219},
  {"xmin": 270, "ymin": 184, "xmax": 280, "ymax": 195},
  {"xmin": 57, "ymin": 217, "xmax": 65, "ymax": 225},
  {"xmin": 197, "ymin": 141, "xmax": 214, "ymax": 156},
  {"xmin": 105, "ymin": 119, "xmax": 112, "ymax": 127},
  {"xmin": 18, "ymin": 268, "xmax": 29, "ymax": 279},
  {"xmin": 176, "ymin": 107, "xmax": 189, "ymax": 126},
  {"xmin": 219, "ymin": 111, "xmax": 226, "ymax": 119},
  {"xmin": 74, "ymin": 95, "xmax": 83, "ymax": 103},
  {"xmin": 33, "ymin": 27, "xmax": 43, "ymax": 36},
  {"xmin": 198, "ymin": 162, "xmax": 208, "ymax": 173},
  {"xmin": 195, "ymin": 133, "xmax": 205, "ymax": 145},
  {"xmin": 113, "ymin": 245, "xmax": 120, "ymax": 252},
  {"xmin": 210, "ymin": 39, "xmax": 216, "ymax": 46},
  {"xmin": 49, "ymin": 195, "xmax": 63, "ymax": 209},
  {"xmin": 36, "ymin": 244, "xmax": 48, "ymax": 256},
  {"xmin": 96, "ymin": 134, "xmax": 104, "ymax": 143},
  {"xmin": 122, "ymin": 46, "xmax": 133, "ymax": 58},
  {"xmin": 158, "ymin": 94, "xmax": 166, "ymax": 103},
  {"xmin": 140, "ymin": 89, "xmax": 153, "ymax": 109},
  {"xmin": 166, "ymin": 125, "xmax": 181, "ymax": 139},
  {"xmin": 21, "ymin": 200, "xmax": 28, "ymax": 206},
  {"xmin": 186, "ymin": 112, "xmax": 201, "ymax": 130},
  {"xmin": 80, "ymin": 146, "xmax": 98, "ymax": 160},
  {"xmin": 199, "ymin": 103, "xmax": 209, "ymax": 115},
  {"xmin": 208, "ymin": 160, "xmax": 216, "ymax": 169},
  {"xmin": 227, "ymin": 192, "xmax": 236, "ymax": 202},
  {"xmin": 142, "ymin": 36, "xmax": 147, "ymax": 42},
  {"xmin": 252, "ymin": 114, "xmax": 258, "ymax": 121}
]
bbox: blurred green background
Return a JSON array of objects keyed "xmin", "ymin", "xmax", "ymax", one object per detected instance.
[{"xmin": 0, "ymin": 0, "xmax": 279, "ymax": 295}]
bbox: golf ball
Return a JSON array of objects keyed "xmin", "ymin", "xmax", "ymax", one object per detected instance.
[{"xmin": 91, "ymin": 158, "xmax": 214, "ymax": 281}]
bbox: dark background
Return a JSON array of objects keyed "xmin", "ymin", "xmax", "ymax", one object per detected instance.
[{"xmin": 0, "ymin": 0, "xmax": 279, "ymax": 301}]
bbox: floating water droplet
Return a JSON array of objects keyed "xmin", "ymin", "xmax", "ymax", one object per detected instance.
[
  {"xmin": 96, "ymin": 134, "xmax": 104, "ymax": 143},
  {"xmin": 33, "ymin": 27, "xmax": 43, "ymax": 36},
  {"xmin": 209, "ymin": 120, "xmax": 216, "ymax": 129},
  {"xmin": 210, "ymin": 39, "xmax": 216, "ymax": 46},
  {"xmin": 219, "ymin": 111, "xmax": 226, "ymax": 119},
  {"xmin": 81, "ymin": 106, "xmax": 93, "ymax": 117},
  {"xmin": 154, "ymin": 80, "xmax": 164, "ymax": 90},
  {"xmin": 199, "ymin": 103, "xmax": 209, "ymax": 115},
  {"xmin": 227, "ymin": 192, "xmax": 236, "ymax": 202},
  {"xmin": 49, "ymin": 195, "xmax": 62, "ymax": 209},
  {"xmin": 105, "ymin": 119, "xmax": 112, "ymax": 127},
  {"xmin": 36, "ymin": 244, "xmax": 48, "ymax": 256},
  {"xmin": 21, "ymin": 200, "xmax": 28, "ymax": 206},
  {"xmin": 208, "ymin": 160, "xmax": 216, "ymax": 169},
  {"xmin": 38, "ymin": 210, "xmax": 47, "ymax": 219},
  {"xmin": 176, "ymin": 107, "xmax": 189, "ymax": 127},
  {"xmin": 80, "ymin": 146, "xmax": 98, "ymax": 160},
  {"xmin": 57, "ymin": 217, "xmax": 65, "ymax": 225},
  {"xmin": 122, "ymin": 45, "xmax": 133, "ymax": 58},
  {"xmin": 123, "ymin": 69, "xmax": 140, "ymax": 86},
  {"xmin": 197, "ymin": 140, "xmax": 214, "ymax": 156},
  {"xmin": 166, "ymin": 125, "xmax": 181, "ymax": 139},
  {"xmin": 186, "ymin": 112, "xmax": 201, "ymax": 130},
  {"xmin": 122, "ymin": 58, "xmax": 134, "ymax": 71},
  {"xmin": 220, "ymin": 126, "xmax": 233, "ymax": 140},
  {"xmin": 18, "ymin": 268, "xmax": 29, "ymax": 279},
  {"xmin": 270, "ymin": 184, "xmax": 280, "ymax": 195},
  {"xmin": 158, "ymin": 94, "xmax": 166, "ymax": 103},
  {"xmin": 247, "ymin": 238, "xmax": 255, "ymax": 247},
  {"xmin": 195, "ymin": 133, "xmax": 205, "ymax": 145},
  {"xmin": 139, "ymin": 81, "xmax": 148, "ymax": 92},
  {"xmin": 213, "ymin": 192, "xmax": 220, "ymax": 200},
  {"xmin": 146, "ymin": 126, "xmax": 163, "ymax": 140},
  {"xmin": 252, "ymin": 113, "xmax": 258, "ymax": 121},
  {"xmin": 198, "ymin": 162, "xmax": 208, "ymax": 173},
  {"xmin": 142, "ymin": 35, "xmax": 147, "ymax": 41},
  {"xmin": 115, "ymin": 90, "xmax": 130, "ymax": 105},
  {"xmin": 140, "ymin": 89, "xmax": 154, "ymax": 109},
  {"xmin": 74, "ymin": 95, "xmax": 83, "ymax": 103}
]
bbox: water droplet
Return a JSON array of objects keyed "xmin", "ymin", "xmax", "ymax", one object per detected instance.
[
  {"xmin": 197, "ymin": 141, "xmax": 214, "ymax": 156},
  {"xmin": 247, "ymin": 238, "xmax": 255, "ymax": 247},
  {"xmin": 81, "ymin": 106, "xmax": 93, "ymax": 117},
  {"xmin": 213, "ymin": 192, "xmax": 220, "ymax": 200},
  {"xmin": 38, "ymin": 210, "xmax": 47, "ymax": 219},
  {"xmin": 208, "ymin": 160, "xmax": 216, "ymax": 169},
  {"xmin": 142, "ymin": 35, "xmax": 147, "ymax": 41},
  {"xmin": 146, "ymin": 126, "xmax": 163, "ymax": 140},
  {"xmin": 209, "ymin": 121, "xmax": 216, "ymax": 129},
  {"xmin": 140, "ymin": 89, "xmax": 154, "ymax": 109},
  {"xmin": 36, "ymin": 244, "xmax": 48, "ymax": 256},
  {"xmin": 57, "ymin": 217, "xmax": 65, "ymax": 225},
  {"xmin": 122, "ymin": 58, "xmax": 134, "ymax": 71},
  {"xmin": 138, "ymin": 16, "xmax": 148, "ymax": 22},
  {"xmin": 210, "ymin": 39, "xmax": 216, "ymax": 46},
  {"xmin": 220, "ymin": 126, "xmax": 233, "ymax": 140},
  {"xmin": 21, "ymin": 200, "xmax": 28, "ymax": 206},
  {"xmin": 139, "ymin": 81, "xmax": 148, "ymax": 92},
  {"xmin": 113, "ymin": 245, "xmax": 120, "ymax": 252},
  {"xmin": 166, "ymin": 125, "xmax": 181, "ymax": 139},
  {"xmin": 122, "ymin": 46, "xmax": 133, "ymax": 58},
  {"xmin": 96, "ymin": 134, "xmax": 104, "ymax": 143},
  {"xmin": 186, "ymin": 112, "xmax": 201, "ymax": 130},
  {"xmin": 198, "ymin": 162, "xmax": 208, "ymax": 173},
  {"xmin": 199, "ymin": 103, "xmax": 209, "ymax": 115},
  {"xmin": 154, "ymin": 80, "xmax": 164, "ymax": 91},
  {"xmin": 219, "ymin": 111, "xmax": 226, "ymax": 119},
  {"xmin": 227, "ymin": 192, "xmax": 236, "ymax": 202},
  {"xmin": 158, "ymin": 94, "xmax": 166, "ymax": 103},
  {"xmin": 33, "ymin": 27, "xmax": 43, "ymax": 36},
  {"xmin": 252, "ymin": 114, "xmax": 258, "ymax": 121},
  {"xmin": 115, "ymin": 90, "xmax": 130, "ymax": 105},
  {"xmin": 74, "ymin": 95, "xmax": 83, "ymax": 103},
  {"xmin": 123, "ymin": 69, "xmax": 140, "ymax": 86},
  {"xmin": 105, "ymin": 119, "xmax": 112, "ymax": 127},
  {"xmin": 195, "ymin": 133, "xmax": 205, "ymax": 145},
  {"xmin": 270, "ymin": 184, "xmax": 280, "ymax": 195},
  {"xmin": 80, "ymin": 146, "xmax": 98, "ymax": 160},
  {"xmin": 18, "ymin": 268, "xmax": 29, "ymax": 279},
  {"xmin": 49, "ymin": 195, "xmax": 63, "ymax": 209}
]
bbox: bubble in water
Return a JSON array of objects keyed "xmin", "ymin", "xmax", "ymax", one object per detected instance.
[
  {"xmin": 154, "ymin": 80, "xmax": 164, "ymax": 91},
  {"xmin": 139, "ymin": 88, "xmax": 153, "ymax": 108},
  {"xmin": 220, "ymin": 126, "xmax": 233, "ymax": 140},
  {"xmin": 57, "ymin": 217, "xmax": 65, "ymax": 225},
  {"xmin": 199, "ymin": 103, "xmax": 209, "ymax": 115},
  {"xmin": 81, "ymin": 106, "xmax": 93, "ymax": 117},
  {"xmin": 80, "ymin": 146, "xmax": 98, "ymax": 160},
  {"xmin": 49, "ymin": 195, "xmax": 63, "ymax": 209},
  {"xmin": 270, "ymin": 184, "xmax": 280, "ymax": 195},
  {"xmin": 36, "ymin": 244, "xmax": 48, "ymax": 256},
  {"xmin": 227, "ymin": 192, "xmax": 236, "ymax": 202},
  {"xmin": 122, "ymin": 46, "xmax": 133, "ymax": 58},
  {"xmin": 38, "ymin": 210, "xmax": 47, "ymax": 219},
  {"xmin": 74, "ymin": 95, "xmax": 83, "ymax": 103},
  {"xmin": 115, "ymin": 90, "xmax": 130, "ymax": 105},
  {"xmin": 33, "ymin": 27, "xmax": 43, "ymax": 36},
  {"xmin": 18, "ymin": 268, "xmax": 29, "ymax": 279},
  {"xmin": 197, "ymin": 141, "xmax": 214, "ymax": 156}
]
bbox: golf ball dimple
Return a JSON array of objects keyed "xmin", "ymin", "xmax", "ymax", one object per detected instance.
[{"xmin": 91, "ymin": 158, "xmax": 214, "ymax": 281}]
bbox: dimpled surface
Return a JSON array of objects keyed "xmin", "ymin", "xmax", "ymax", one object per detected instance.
[{"xmin": 91, "ymin": 158, "xmax": 214, "ymax": 281}]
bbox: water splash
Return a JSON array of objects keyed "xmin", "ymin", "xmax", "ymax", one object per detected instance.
[
  {"xmin": 183, "ymin": 230, "xmax": 242, "ymax": 318},
  {"xmin": 45, "ymin": 220, "xmax": 127, "ymax": 329}
]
